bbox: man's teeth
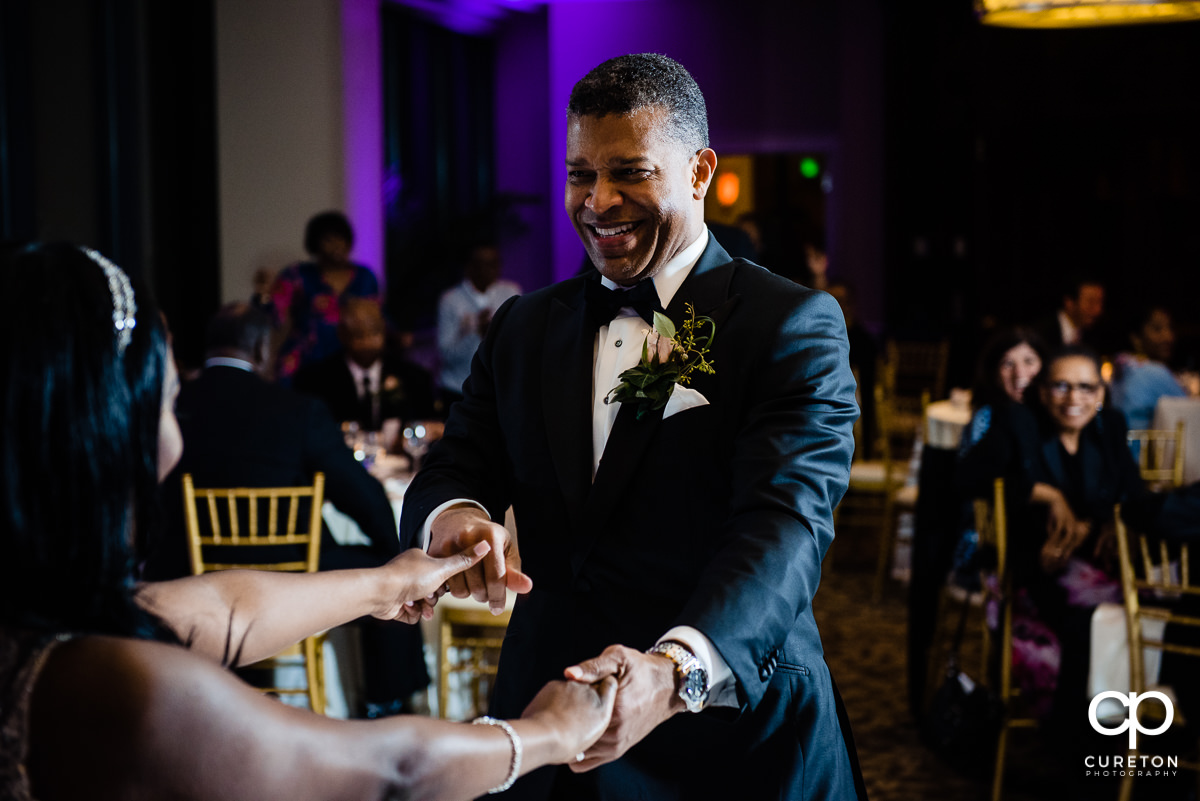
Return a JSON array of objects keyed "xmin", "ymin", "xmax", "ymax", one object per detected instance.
[{"xmin": 594, "ymin": 223, "xmax": 636, "ymax": 237}]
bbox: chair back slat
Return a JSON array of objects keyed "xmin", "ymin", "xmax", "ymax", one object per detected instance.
[
  {"xmin": 180, "ymin": 472, "xmax": 328, "ymax": 713},
  {"xmin": 1126, "ymin": 421, "xmax": 1186, "ymax": 489},
  {"xmin": 206, "ymin": 493, "xmax": 221, "ymax": 541}
]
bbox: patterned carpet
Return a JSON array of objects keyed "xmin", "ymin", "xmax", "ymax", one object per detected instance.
[{"xmin": 814, "ymin": 568, "xmax": 1126, "ymax": 801}]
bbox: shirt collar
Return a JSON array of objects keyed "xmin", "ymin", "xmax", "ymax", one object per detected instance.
[
  {"xmin": 346, "ymin": 357, "xmax": 383, "ymax": 391},
  {"xmin": 204, "ymin": 356, "xmax": 255, "ymax": 373},
  {"xmin": 599, "ymin": 227, "xmax": 709, "ymax": 310},
  {"xmin": 1058, "ymin": 310, "xmax": 1080, "ymax": 345}
]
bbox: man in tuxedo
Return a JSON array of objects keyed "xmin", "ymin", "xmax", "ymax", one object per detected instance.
[
  {"xmin": 400, "ymin": 54, "xmax": 864, "ymax": 798},
  {"xmin": 293, "ymin": 297, "xmax": 436, "ymax": 429},
  {"xmin": 1035, "ymin": 274, "xmax": 1106, "ymax": 351},
  {"xmin": 151, "ymin": 302, "xmax": 428, "ymax": 718}
]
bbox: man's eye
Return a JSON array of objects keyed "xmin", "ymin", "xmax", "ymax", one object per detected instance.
[
  {"xmin": 615, "ymin": 168, "xmax": 650, "ymax": 180},
  {"xmin": 567, "ymin": 170, "xmax": 594, "ymax": 184}
]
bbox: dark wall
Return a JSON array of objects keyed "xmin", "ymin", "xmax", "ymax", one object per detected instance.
[
  {"xmin": 0, "ymin": 0, "xmax": 220, "ymax": 368},
  {"xmin": 884, "ymin": 6, "xmax": 1200, "ymax": 373}
]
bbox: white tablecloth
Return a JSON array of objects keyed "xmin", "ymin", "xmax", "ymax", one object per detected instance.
[
  {"xmin": 1088, "ymin": 602, "xmax": 1167, "ymax": 721},
  {"xmin": 924, "ymin": 399, "xmax": 972, "ymax": 450},
  {"xmin": 1153, "ymin": 396, "xmax": 1200, "ymax": 485}
]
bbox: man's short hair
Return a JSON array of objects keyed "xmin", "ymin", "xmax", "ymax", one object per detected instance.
[
  {"xmin": 205, "ymin": 302, "xmax": 273, "ymax": 355},
  {"xmin": 567, "ymin": 53, "xmax": 708, "ymax": 153},
  {"xmin": 1061, "ymin": 273, "xmax": 1103, "ymax": 302}
]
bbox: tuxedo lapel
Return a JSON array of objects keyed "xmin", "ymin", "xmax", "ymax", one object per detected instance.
[
  {"xmin": 573, "ymin": 237, "xmax": 740, "ymax": 574},
  {"xmin": 542, "ymin": 284, "xmax": 595, "ymax": 534}
]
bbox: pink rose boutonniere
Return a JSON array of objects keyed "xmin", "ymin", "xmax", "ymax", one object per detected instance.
[{"xmin": 605, "ymin": 303, "xmax": 716, "ymax": 421}]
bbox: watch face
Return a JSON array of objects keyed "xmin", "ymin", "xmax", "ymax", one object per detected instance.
[{"xmin": 682, "ymin": 668, "xmax": 709, "ymax": 702}]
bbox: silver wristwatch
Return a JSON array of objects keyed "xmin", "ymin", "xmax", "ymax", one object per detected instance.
[{"xmin": 647, "ymin": 641, "xmax": 710, "ymax": 713}]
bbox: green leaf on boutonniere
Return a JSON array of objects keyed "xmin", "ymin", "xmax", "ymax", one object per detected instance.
[{"xmin": 653, "ymin": 310, "xmax": 676, "ymax": 342}]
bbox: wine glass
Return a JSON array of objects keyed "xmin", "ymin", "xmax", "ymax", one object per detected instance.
[{"xmin": 402, "ymin": 420, "xmax": 444, "ymax": 471}]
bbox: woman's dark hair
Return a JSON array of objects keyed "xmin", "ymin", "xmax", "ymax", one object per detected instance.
[
  {"xmin": 303, "ymin": 210, "xmax": 355, "ymax": 255},
  {"xmin": 0, "ymin": 242, "xmax": 169, "ymax": 636},
  {"xmin": 1037, "ymin": 344, "xmax": 1104, "ymax": 384},
  {"xmin": 1121, "ymin": 304, "xmax": 1170, "ymax": 346},
  {"xmin": 971, "ymin": 326, "xmax": 1047, "ymax": 409}
]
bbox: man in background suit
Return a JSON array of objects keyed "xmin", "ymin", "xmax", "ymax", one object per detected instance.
[
  {"xmin": 400, "ymin": 54, "xmax": 865, "ymax": 799},
  {"xmin": 293, "ymin": 297, "xmax": 436, "ymax": 429},
  {"xmin": 150, "ymin": 303, "xmax": 428, "ymax": 718},
  {"xmin": 1036, "ymin": 274, "xmax": 1106, "ymax": 351}
]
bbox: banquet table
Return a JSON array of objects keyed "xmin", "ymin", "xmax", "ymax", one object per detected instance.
[
  {"xmin": 1153, "ymin": 396, "xmax": 1200, "ymax": 484},
  {"xmin": 907, "ymin": 395, "xmax": 973, "ymax": 716}
]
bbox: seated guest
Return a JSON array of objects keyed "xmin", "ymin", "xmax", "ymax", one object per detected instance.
[
  {"xmin": 1, "ymin": 242, "xmax": 615, "ymax": 801},
  {"xmin": 271, "ymin": 210, "xmax": 380, "ymax": 382},
  {"xmin": 1034, "ymin": 274, "xmax": 1105, "ymax": 351},
  {"xmin": 961, "ymin": 346, "xmax": 1160, "ymax": 729},
  {"xmin": 953, "ymin": 326, "xmax": 1047, "ymax": 564},
  {"xmin": 1110, "ymin": 305, "xmax": 1188, "ymax": 430},
  {"xmin": 151, "ymin": 302, "xmax": 428, "ymax": 718},
  {"xmin": 294, "ymin": 297, "xmax": 436, "ymax": 429},
  {"xmin": 436, "ymin": 242, "xmax": 520, "ymax": 407}
]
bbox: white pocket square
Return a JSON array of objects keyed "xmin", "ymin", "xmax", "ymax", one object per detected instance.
[{"xmin": 663, "ymin": 385, "xmax": 710, "ymax": 420}]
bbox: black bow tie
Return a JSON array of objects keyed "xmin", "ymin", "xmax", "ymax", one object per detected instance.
[{"xmin": 585, "ymin": 278, "xmax": 662, "ymax": 328}]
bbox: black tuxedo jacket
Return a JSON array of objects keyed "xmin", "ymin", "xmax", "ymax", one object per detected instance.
[
  {"xmin": 147, "ymin": 366, "xmax": 400, "ymax": 579},
  {"xmin": 400, "ymin": 239, "xmax": 864, "ymax": 799},
  {"xmin": 293, "ymin": 351, "xmax": 436, "ymax": 427}
]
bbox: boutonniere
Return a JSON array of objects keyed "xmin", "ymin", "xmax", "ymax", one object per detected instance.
[
  {"xmin": 381, "ymin": 374, "xmax": 406, "ymax": 403},
  {"xmin": 605, "ymin": 303, "xmax": 716, "ymax": 421}
]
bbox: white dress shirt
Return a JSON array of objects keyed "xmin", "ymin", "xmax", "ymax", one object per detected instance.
[
  {"xmin": 1058, "ymin": 310, "xmax": 1081, "ymax": 346},
  {"xmin": 425, "ymin": 228, "xmax": 735, "ymax": 708},
  {"xmin": 437, "ymin": 278, "xmax": 522, "ymax": 393},
  {"xmin": 346, "ymin": 358, "xmax": 383, "ymax": 398}
]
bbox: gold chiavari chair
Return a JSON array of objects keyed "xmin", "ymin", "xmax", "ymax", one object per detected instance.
[{"xmin": 183, "ymin": 472, "xmax": 328, "ymax": 714}]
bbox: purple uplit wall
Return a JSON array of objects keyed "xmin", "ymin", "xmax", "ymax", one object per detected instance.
[
  {"xmin": 493, "ymin": 9, "xmax": 553, "ymax": 292},
  {"xmin": 342, "ymin": 0, "xmax": 385, "ymax": 289}
]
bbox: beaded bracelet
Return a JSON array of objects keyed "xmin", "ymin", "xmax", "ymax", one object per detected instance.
[{"xmin": 472, "ymin": 716, "xmax": 522, "ymax": 794}]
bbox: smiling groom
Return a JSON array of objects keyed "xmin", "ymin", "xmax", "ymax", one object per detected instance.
[{"xmin": 399, "ymin": 53, "xmax": 865, "ymax": 799}]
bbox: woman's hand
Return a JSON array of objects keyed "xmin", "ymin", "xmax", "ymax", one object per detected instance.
[
  {"xmin": 521, "ymin": 677, "xmax": 618, "ymax": 764},
  {"xmin": 370, "ymin": 542, "xmax": 492, "ymax": 623}
]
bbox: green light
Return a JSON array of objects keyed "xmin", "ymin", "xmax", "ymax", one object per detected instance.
[{"xmin": 799, "ymin": 157, "xmax": 820, "ymax": 179}]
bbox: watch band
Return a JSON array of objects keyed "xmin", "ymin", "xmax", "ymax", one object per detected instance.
[{"xmin": 647, "ymin": 641, "xmax": 710, "ymax": 712}]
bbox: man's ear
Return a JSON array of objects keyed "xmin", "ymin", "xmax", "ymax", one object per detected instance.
[{"xmin": 692, "ymin": 148, "xmax": 717, "ymax": 200}]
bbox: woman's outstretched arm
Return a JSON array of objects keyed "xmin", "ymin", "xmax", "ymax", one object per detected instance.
[{"xmin": 135, "ymin": 543, "xmax": 489, "ymax": 666}]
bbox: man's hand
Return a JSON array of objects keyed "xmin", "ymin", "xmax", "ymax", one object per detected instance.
[
  {"xmin": 562, "ymin": 645, "xmax": 685, "ymax": 771},
  {"xmin": 429, "ymin": 506, "xmax": 532, "ymax": 614}
]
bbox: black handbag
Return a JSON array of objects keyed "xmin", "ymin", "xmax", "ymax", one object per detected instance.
[{"xmin": 921, "ymin": 590, "xmax": 1004, "ymax": 775}]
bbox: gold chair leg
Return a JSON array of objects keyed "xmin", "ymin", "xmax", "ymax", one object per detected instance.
[
  {"xmin": 438, "ymin": 618, "xmax": 452, "ymax": 719},
  {"xmin": 1117, "ymin": 758, "xmax": 1135, "ymax": 801},
  {"xmin": 992, "ymin": 723, "xmax": 1008, "ymax": 801},
  {"xmin": 872, "ymin": 496, "xmax": 896, "ymax": 603},
  {"xmin": 303, "ymin": 635, "xmax": 324, "ymax": 715}
]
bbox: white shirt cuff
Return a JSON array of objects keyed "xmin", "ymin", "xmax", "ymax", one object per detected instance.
[
  {"xmin": 421, "ymin": 498, "xmax": 489, "ymax": 551},
  {"xmin": 657, "ymin": 626, "xmax": 738, "ymax": 709}
]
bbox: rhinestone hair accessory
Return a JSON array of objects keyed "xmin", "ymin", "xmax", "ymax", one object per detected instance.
[{"xmin": 81, "ymin": 247, "xmax": 138, "ymax": 354}]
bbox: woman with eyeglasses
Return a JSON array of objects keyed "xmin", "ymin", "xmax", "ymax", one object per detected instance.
[{"xmin": 986, "ymin": 345, "xmax": 1161, "ymax": 732}]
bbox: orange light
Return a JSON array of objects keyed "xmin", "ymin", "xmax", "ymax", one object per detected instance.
[{"xmin": 716, "ymin": 172, "xmax": 740, "ymax": 206}]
